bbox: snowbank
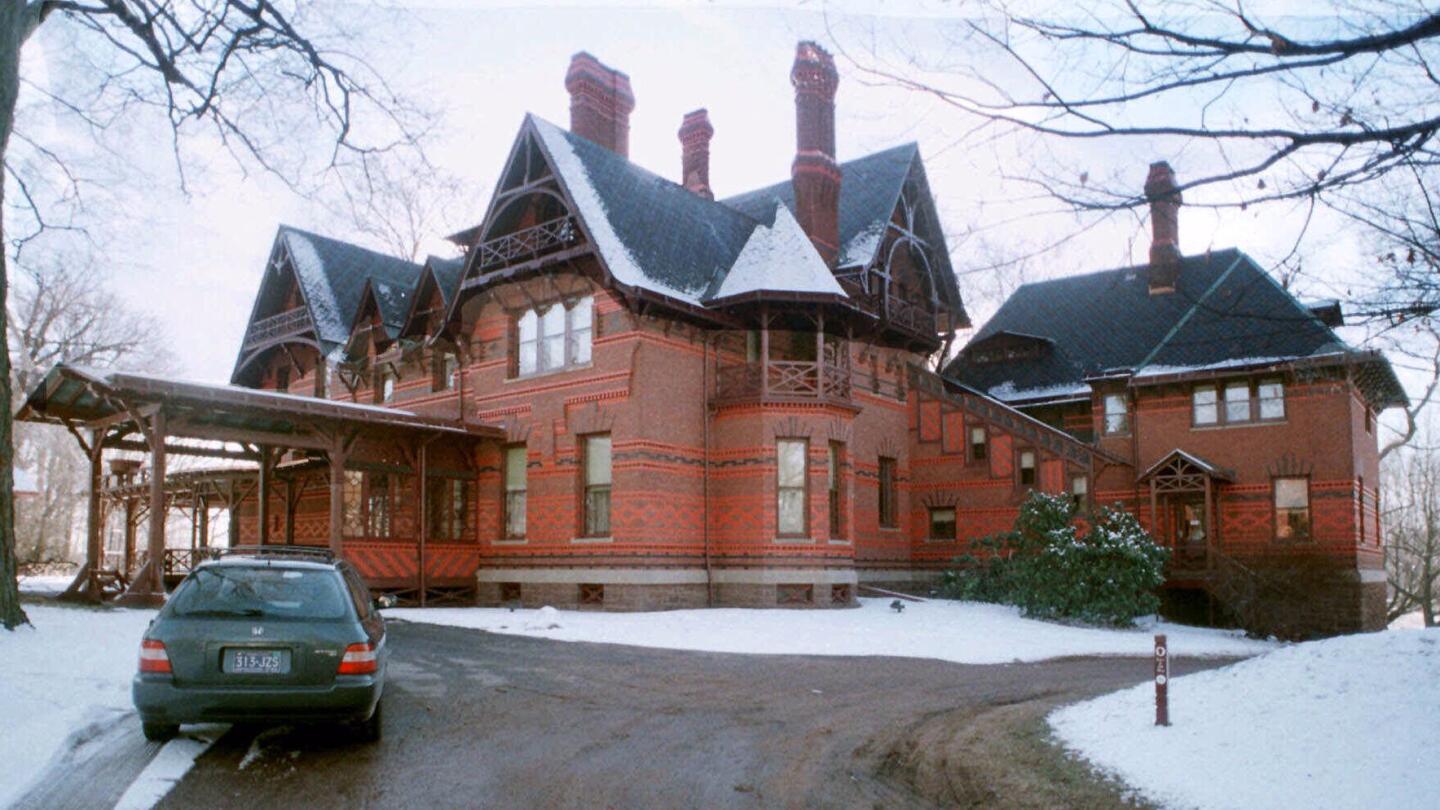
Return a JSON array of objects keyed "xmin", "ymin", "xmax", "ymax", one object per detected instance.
[
  {"xmin": 1050, "ymin": 628, "xmax": 1440, "ymax": 810},
  {"xmin": 17, "ymin": 575, "xmax": 73, "ymax": 595},
  {"xmin": 388, "ymin": 598, "xmax": 1274, "ymax": 664},
  {"xmin": 0, "ymin": 605, "xmax": 155, "ymax": 809}
]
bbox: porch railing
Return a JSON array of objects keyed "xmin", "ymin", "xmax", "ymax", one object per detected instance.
[
  {"xmin": 835, "ymin": 269, "xmax": 938, "ymax": 338},
  {"xmin": 242, "ymin": 306, "xmax": 313, "ymax": 352},
  {"xmin": 713, "ymin": 359, "xmax": 852, "ymax": 405}
]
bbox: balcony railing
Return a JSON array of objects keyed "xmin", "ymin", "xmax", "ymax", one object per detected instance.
[
  {"xmin": 243, "ymin": 306, "xmax": 313, "ymax": 352},
  {"xmin": 835, "ymin": 270, "xmax": 938, "ymax": 338},
  {"xmin": 474, "ymin": 215, "xmax": 581, "ymax": 274},
  {"xmin": 714, "ymin": 359, "xmax": 852, "ymax": 406}
]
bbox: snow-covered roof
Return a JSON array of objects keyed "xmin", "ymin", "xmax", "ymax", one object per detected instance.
[{"xmin": 706, "ymin": 203, "xmax": 846, "ymax": 302}]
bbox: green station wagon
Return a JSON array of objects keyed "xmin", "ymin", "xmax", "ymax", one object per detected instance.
[{"xmin": 133, "ymin": 549, "xmax": 389, "ymax": 742}]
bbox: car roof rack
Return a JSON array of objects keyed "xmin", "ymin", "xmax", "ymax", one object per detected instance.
[{"xmin": 208, "ymin": 546, "xmax": 337, "ymax": 564}]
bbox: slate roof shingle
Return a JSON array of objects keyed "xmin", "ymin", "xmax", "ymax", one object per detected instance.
[{"xmin": 946, "ymin": 249, "xmax": 1405, "ymax": 408}]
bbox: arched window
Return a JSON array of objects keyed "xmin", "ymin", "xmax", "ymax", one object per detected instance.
[{"xmin": 513, "ymin": 296, "xmax": 594, "ymax": 377}]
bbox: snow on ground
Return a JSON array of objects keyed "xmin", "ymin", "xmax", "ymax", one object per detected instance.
[
  {"xmin": 1050, "ymin": 628, "xmax": 1440, "ymax": 810},
  {"xmin": 0, "ymin": 604, "xmax": 155, "ymax": 809},
  {"xmin": 17, "ymin": 574, "xmax": 74, "ymax": 595},
  {"xmin": 388, "ymin": 598, "xmax": 1275, "ymax": 665}
]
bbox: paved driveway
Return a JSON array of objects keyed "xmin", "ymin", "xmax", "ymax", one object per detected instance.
[{"xmin": 21, "ymin": 621, "xmax": 1232, "ymax": 809}]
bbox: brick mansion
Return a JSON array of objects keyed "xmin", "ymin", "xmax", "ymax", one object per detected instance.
[{"xmin": 21, "ymin": 43, "xmax": 1405, "ymax": 635}]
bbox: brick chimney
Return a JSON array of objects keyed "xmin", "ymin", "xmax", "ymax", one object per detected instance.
[
  {"xmin": 678, "ymin": 109, "xmax": 714, "ymax": 199},
  {"xmin": 1144, "ymin": 161, "xmax": 1183, "ymax": 294},
  {"xmin": 565, "ymin": 52, "xmax": 636, "ymax": 157},
  {"xmin": 790, "ymin": 41, "xmax": 842, "ymax": 266}
]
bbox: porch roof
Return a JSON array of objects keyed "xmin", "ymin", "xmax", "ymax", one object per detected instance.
[
  {"xmin": 17, "ymin": 363, "xmax": 502, "ymax": 454},
  {"xmin": 1140, "ymin": 449, "xmax": 1236, "ymax": 484}
]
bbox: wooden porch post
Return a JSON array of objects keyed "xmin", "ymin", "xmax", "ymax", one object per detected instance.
[
  {"xmin": 760, "ymin": 306, "xmax": 770, "ymax": 399},
  {"xmin": 227, "ymin": 480, "xmax": 238, "ymax": 548},
  {"xmin": 418, "ymin": 441, "xmax": 428, "ymax": 607},
  {"xmin": 123, "ymin": 497, "xmax": 137, "ymax": 573},
  {"xmin": 257, "ymin": 446, "xmax": 271, "ymax": 546},
  {"xmin": 284, "ymin": 478, "xmax": 295, "ymax": 545},
  {"xmin": 198, "ymin": 496, "xmax": 210, "ymax": 549},
  {"xmin": 1204, "ymin": 475, "xmax": 1215, "ymax": 572},
  {"xmin": 1149, "ymin": 479, "xmax": 1159, "ymax": 542},
  {"xmin": 328, "ymin": 444, "xmax": 347, "ymax": 555},
  {"xmin": 84, "ymin": 429, "xmax": 103, "ymax": 590},
  {"xmin": 145, "ymin": 410, "xmax": 168, "ymax": 597}
]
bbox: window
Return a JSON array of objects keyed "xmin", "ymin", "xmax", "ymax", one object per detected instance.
[
  {"xmin": 878, "ymin": 457, "xmax": 897, "ymax": 528},
  {"xmin": 582, "ymin": 434, "xmax": 611, "ymax": 537},
  {"xmin": 514, "ymin": 296, "xmax": 593, "ymax": 376},
  {"xmin": 1018, "ymin": 450, "xmax": 1036, "ymax": 486},
  {"xmin": 1358, "ymin": 476, "xmax": 1366, "ymax": 545},
  {"xmin": 969, "ymin": 426, "xmax": 988, "ymax": 461},
  {"xmin": 578, "ymin": 583, "xmax": 605, "ymax": 605},
  {"xmin": 367, "ymin": 473, "xmax": 393, "ymax": 537},
  {"xmin": 1274, "ymin": 477, "xmax": 1311, "ymax": 541},
  {"xmin": 342, "ymin": 471, "xmax": 364, "ymax": 536},
  {"xmin": 928, "ymin": 507, "xmax": 956, "ymax": 540},
  {"xmin": 777, "ymin": 583, "xmax": 813, "ymax": 605},
  {"xmin": 1224, "ymin": 382, "xmax": 1251, "ymax": 423},
  {"xmin": 1071, "ymin": 475, "xmax": 1089, "ymax": 510},
  {"xmin": 777, "ymin": 439, "xmax": 809, "ymax": 537},
  {"xmin": 1103, "ymin": 393, "xmax": 1129, "ymax": 435},
  {"xmin": 275, "ymin": 364, "xmax": 290, "ymax": 392},
  {"xmin": 433, "ymin": 352, "xmax": 459, "ymax": 392},
  {"xmin": 427, "ymin": 478, "xmax": 471, "ymax": 541},
  {"xmin": 374, "ymin": 368, "xmax": 396, "ymax": 404},
  {"xmin": 504, "ymin": 445, "xmax": 527, "ymax": 539},
  {"xmin": 1193, "ymin": 385, "xmax": 1218, "ymax": 425},
  {"xmin": 827, "ymin": 442, "xmax": 844, "ymax": 538},
  {"xmin": 1258, "ymin": 378, "xmax": 1285, "ymax": 420}
]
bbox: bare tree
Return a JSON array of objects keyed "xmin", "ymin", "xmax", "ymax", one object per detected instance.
[
  {"xmin": 1383, "ymin": 427, "xmax": 1440, "ymax": 626},
  {"xmin": 323, "ymin": 157, "xmax": 473, "ymax": 263},
  {"xmin": 842, "ymin": 2, "xmax": 1440, "ymax": 212},
  {"xmin": 0, "ymin": 0, "xmax": 431, "ymax": 630},
  {"xmin": 8, "ymin": 257, "xmax": 171, "ymax": 564}
]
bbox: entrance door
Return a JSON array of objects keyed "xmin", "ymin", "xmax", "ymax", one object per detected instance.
[{"xmin": 1173, "ymin": 498, "xmax": 1209, "ymax": 567}]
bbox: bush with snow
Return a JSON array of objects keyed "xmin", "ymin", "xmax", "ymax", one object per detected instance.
[{"xmin": 942, "ymin": 492, "xmax": 1168, "ymax": 627}]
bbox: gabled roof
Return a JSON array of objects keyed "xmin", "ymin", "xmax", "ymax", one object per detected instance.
[
  {"xmin": 705, "ymin": 202, "xmax": 846, "ymax": 303},
  {"xmin": 276, "ymin": 226, "xmax": 422, "ymax": 347},
  {"xmin": 530, "ymin": 116, "xmax": 756, "ymax": 305},
  {"xmin": 1140, "ymin": 449, "xmax": 1236, "ymax": 482},
  {"xmin": 946, "ymin": 249, "xmax": 1406, "ymax": 409}
]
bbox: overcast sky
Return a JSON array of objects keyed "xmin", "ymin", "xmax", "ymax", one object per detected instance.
[{"xmin": 16, "ymin": 0, "xmax": 1377, "ymax": 385}]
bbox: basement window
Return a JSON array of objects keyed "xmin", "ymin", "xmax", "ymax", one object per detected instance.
[
  {"xmin": 777, "ymin": 584, "xmax": 813, "ymax": 605},
  {"xmin": 578, "ymin": 583, "xmax": 605, "ymax": 606}
]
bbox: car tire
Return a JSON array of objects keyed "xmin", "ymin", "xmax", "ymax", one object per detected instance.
[
  {"xmin": 357, "ymin": 699, "xmax": 382, "ymax": 743},
  {"xmin": 142, "ymin": 721, "xmax": 178, "ymax": 742}
]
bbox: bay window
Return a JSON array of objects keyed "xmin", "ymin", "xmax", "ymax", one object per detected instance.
[
  {"xmin": 582, "ymin": 434, "xmax": 611, "ymax": 537},
  {"xmin": 777, "ymin": 439, "xmax": 808, "ymax": 537}
]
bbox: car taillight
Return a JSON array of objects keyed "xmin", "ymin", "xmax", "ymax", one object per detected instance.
[
  {"xmin": 139, "ymin": 639, "xmax": 172, "ymax": 674},
  {"xmin": 338, "ymin": 642, "xmax": 377, "ymax": 675}
]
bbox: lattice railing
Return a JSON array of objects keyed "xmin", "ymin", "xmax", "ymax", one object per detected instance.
[
  {"xmin": 713, "ymin": 359, "xmax": 852, "ymax": 404},
  {"xmin": 243, "ymin": 306, "xmax": 313, "ymax": 351},
  {"xmin": 474, "ymin": 215, "xmax": 580, "ymax": 273}
]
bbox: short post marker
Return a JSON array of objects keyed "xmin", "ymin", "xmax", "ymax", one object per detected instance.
[{"xmin": 1154, "ymin": 633, "xmax": 1170, "ymax": 727}]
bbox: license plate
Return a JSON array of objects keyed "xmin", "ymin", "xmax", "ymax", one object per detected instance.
[{"xmin": 226, "ymin": 649, "xmax": 289, "ymax": 674}]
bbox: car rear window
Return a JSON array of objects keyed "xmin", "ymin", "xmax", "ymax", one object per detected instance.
[{"xmin": 169, "ymin": 566, "xmax": 351, "ymax": 621}]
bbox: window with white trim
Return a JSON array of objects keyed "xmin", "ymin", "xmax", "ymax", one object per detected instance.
[
  {"xmin": 1103, "ymin": 393, "xmax": 1129, "ymax": 435},
  {"xmin": 1258, "ymin": 378, "xmax": 1285, "ymax": 420},
  {"xmin": 514, "ymin": 296, "xmax": 593, "ymax": 376},
  {"xmin": 1224, "ymin": 382, "xmax": 1251, "ymax": 423},
  {"xmin": 1193, "ymin": 385, "xmax": 1218, "ymax": 425}
]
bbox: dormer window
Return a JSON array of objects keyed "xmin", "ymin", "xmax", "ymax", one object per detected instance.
[
  {"xmin": 375, "ymin": 368, "xmax": 396, "ymax": 404},
  {"xmin": 514, "ymin": 296, "xmax": 593, "ymax": 377}
]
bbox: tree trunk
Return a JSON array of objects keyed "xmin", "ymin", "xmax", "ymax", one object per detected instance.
[{"xmin": 0, "ymin": 0, "xmax": 41, "ymax": 630}]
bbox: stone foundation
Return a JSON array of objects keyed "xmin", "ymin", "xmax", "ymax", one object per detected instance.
[{"xmin": 476, "ymin": 567, "xmax": 857, "ymax": 610}]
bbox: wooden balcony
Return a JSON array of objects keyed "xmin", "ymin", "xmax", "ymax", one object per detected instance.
[
  {"xmin": 243, "ymin": 306, "xmax": 313, "ymax": 352},
  {"xmin": 835, "ymin": 270, "xmax": 938, "ymax": 340},
  {"xmin": 713, "ymin": 359, "xmax": 853, "ymax": 407},
  {"xmin": 473, "ymin": 215, "xmax": 581, "ymax": 274}
]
